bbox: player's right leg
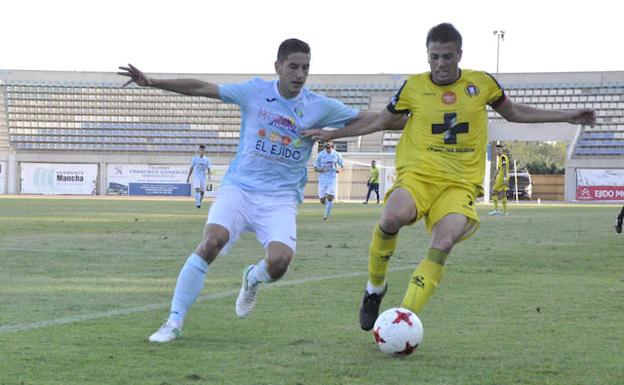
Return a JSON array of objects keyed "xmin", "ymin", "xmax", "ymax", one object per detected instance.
[
  {"xmin": 360, "ymin": 187, "xmax": 417, "ymax": 330},
  {"xmin": 489, "ymin": 188, "xmax": 501, "ymax": 215},
  {"xmin": 149, "ymin": 187, "xmax": 247, "ymax": 342},
  {"xmin": 616, "ymin": 206, "xmax": 624, "ymax": 234},
  {"xmin": 148, "ymin": 224, "xmax": 228, "ymax": 343}
]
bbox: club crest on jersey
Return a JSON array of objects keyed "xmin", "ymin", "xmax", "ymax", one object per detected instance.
[
  {"xmin": 294, "ymin": 106, "xmax": 304, "ymax": 118},
  {"xmin": 465, "ymin": 84, "xmax": 480, "ymax": 97},
  {"xmin": 441, "ymin": 91, "xmax": 457, "ymax": 105}
]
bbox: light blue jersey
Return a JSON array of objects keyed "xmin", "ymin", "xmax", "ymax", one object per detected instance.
[
  {"xmin": 314, "ymin": 149, "xmax": 344, "ymax": 186},
  {"xmin": 218, "ymin": 78, "xmax": 358, "ymax": 202},
  {"xmin": 191, "ymin": 155, "xmax": 211, "ymax": 182}
]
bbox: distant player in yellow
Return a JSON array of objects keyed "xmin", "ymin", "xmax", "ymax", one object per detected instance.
[
  {"xmin": 490, "ymin": 144, "xmax": 509, "ymax": 216},
  {"xmin": 364, "ymin": 160, "xmax": 380, "ymax": 204},
  {"xmin": 303, "ymin": 23, "xmax": 596, "ymax": 331}
]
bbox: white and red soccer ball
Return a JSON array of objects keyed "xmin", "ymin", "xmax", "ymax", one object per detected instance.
[{"xmin": 373, "ymin": 307, "xmax": 423, "ymax": 356}]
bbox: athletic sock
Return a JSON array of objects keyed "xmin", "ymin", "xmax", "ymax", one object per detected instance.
[
  {"xmin": 246, "ymin": 259, "xmax": 273, "ymax": 286},
  {"xmin": 493, "ymin": 195, "xmax": 499, "ymax": 210},
  {"xmin": 368, "ymin": 224, "xmax": 398, "ymax": 288},
  {"xmin": 502, "ymin": 195, "xmax": 507, "ymax": 213},
  {"xmin": 195, "ymin": 192, "xmax": 201, "ymax": 206},
  {"xmin": 325, "ymin": 200, "xmax": 333, "ymax": 218},
  {"xmin": 168, "ymin": 253, "xmax": 209, "ymax": 325},
  {"xmin": 400, "ymin": 248, "xmax": 448, "ymax": 313}
]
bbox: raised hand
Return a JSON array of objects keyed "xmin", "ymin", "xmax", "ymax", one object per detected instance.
[
  {"xmin": 568, "ymin": 109, "xmax": 596, "ymax": 127},
  {"xmin": 118, "ymin": 64, "xmax": 152, "ymax": 88}
]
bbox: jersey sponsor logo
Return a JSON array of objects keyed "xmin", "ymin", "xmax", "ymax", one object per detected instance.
[
  {"xmin": 257, "ymin": 108, "xmax": 299, "ymax": 134},
  {"xmin": 441, "ymin": 91, "xmax": 457, "ymax": 105},
  {"xmin": 255, "ymin": 139, "xmax": 302, "ymax": 161},
  {"xmin": 265, "ymin": 98, "xmax": 277, "ymax": 103},
  {"xmin": 465, "ymin": 84, "xmax": 480, "ymax": 97}
]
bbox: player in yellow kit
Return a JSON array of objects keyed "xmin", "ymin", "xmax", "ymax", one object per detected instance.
[
  {"xmin": 490, "ymin": 144, "xmax": 510, "ymax": 215},
  {"xmin": 303, "ymin": 23, "xmax": 595, "ymax": 330}
]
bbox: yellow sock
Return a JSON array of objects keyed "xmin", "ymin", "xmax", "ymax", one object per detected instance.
[
  {"xmin": 492, "ymin": 194, "xmax": 499, "ymax": 210},
  {"xmin": 400, "ymin": 248, "xmax": 448, "ymax": 313},
  {"xmin": 368, "ymin": 224, "xmax": 398, "ymax": 287},
  {"xmin": 502, "ymin": 195, "xmax": 507, "ymax": 213}
]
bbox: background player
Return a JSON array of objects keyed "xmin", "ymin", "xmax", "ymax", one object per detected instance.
[
  {"xmin": 187, "ymin": 144, "xmax": 212, "ymax": 208},
  {"xmin": 489, "ymin": 144, "xmax": 509, "ymax": 215},
  {"xmin": 364, "ymin": 160, "xmax": 380, "ymax": 205},
  {"xmin": 303, "ymin": 23, "xmax": 595, "ymax": 331},
  {"xmin": 119, "ymin": 38, "xmax": 369, "ymax": 343},
  {"xmin": 313, "ymin": 141, "xmax": 344, "ymax": 220}
]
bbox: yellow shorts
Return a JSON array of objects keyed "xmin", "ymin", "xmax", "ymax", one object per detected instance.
[
  {"xmin": 386, "ymin": 172, "xmax": 480, "ymax": 242},
  {"xmin": 493, "ymin": 178, "xmax": 509, "ymax": 192}
]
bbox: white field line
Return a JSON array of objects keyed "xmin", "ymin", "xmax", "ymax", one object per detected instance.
[{"xmin": 0, "ymin": 266, "xmax": 414, "ymax": 335}]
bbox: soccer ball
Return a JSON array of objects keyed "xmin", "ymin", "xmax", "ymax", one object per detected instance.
[{"xmin": 373, "ymin": 307, "xmax": 423, "ymax": 356}]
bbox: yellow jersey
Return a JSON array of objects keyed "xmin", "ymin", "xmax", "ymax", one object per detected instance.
[
  {"xmin": 496, "ymin": 154, "xmax": 509, "ymax": 182},
  {"xmin": 388, "ymin": 69, "xmax": 505, "ymax": 193},
  {"xmin": 369, "ymin": 167, "xmax": 380, "ymax": 184}
]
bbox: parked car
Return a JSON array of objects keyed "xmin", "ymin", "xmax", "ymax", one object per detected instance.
[{"xmin": 506, "ymin": 170, "xmax": 533, "ymax": 200}]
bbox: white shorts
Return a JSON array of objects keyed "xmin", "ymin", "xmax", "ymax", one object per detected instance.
[
  {"xmin": 318, "ymin": 181, "xmax": 336, "ymax": 199},
  {"xmin": 206, "ymin": 185, "xmax": 298, "ymax": 255},
  {"xmin": 192, "ymin": 176, "xmax": 206, "ymax": 191}
]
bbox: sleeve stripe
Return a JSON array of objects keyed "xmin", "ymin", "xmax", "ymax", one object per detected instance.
[
  {"xmin": 386, "ymin": 80, "xmax": 410, "ymax": 114},
  {"xmin": 489, "ymin": 94, "xmax": 507, "ymax": 109}
]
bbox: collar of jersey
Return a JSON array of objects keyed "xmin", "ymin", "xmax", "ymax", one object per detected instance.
[
  {"xmin": 428, "ymin": 69, "xmax": 463, "ymax": 87},
  {"xmin": 273, "ymin": 80, "xmax": 304, "ymax": 103}
]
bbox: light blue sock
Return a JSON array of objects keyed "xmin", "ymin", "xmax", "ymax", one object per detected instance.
[
  {"xmin": 247, "ymin": 259, "xmax": 273, "ymax": 286},
  {"xmin": 325, "ymin": 200, "xmax": 333, "ymax": 218},
  {"xmin": 195, "ymin": 192, "xmax": 201, "ymax": 206},
  {"xmin": 168, "ymin": 253, "xmax": 209, "ymax": 325}
]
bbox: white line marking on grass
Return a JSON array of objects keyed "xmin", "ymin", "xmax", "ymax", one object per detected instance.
[{"xmin": 0, "ymin": 266, "xmax": 414, "ymax": 335}]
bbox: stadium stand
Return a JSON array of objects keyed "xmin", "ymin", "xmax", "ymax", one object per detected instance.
[{"xmin": 0, "ymin": 70, "xmax": 622, "ymax": 199}]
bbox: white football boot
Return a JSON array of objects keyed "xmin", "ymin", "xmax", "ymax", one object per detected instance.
[
  {"xmin": 148, "ymin": 321, "xmax": 182, "ymax": 343},
  {"xmin": 236, "ymin": 265, "xmax": 259, "ymax": 318}
]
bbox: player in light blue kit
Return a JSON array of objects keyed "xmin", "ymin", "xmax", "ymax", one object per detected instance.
[
  {"xmin": 313, "ymin": 141, "xmax": 344, "ymax": 221},
  {"xmin": 119, "ymin": 39, "xmax": 372, "ymax": 343},
  {"xmin": 186, "ymin": 144, "xmax": 212, "ymax": 208}
]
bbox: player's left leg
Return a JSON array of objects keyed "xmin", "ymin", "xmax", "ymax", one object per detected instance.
[
  {"xmin": 500, "ymin": 190, "xmax": 508, "ymax": 215},
  {"xmin": 324, "ymin": 195, "xmax": 335, "ymax": 220},
  {"xmin": 236, "ymin": 194, "xmax": 298, "ymax": 317},
  {"xmin": 236, "ymin": 242, "xmax": 293, "ymax": 318},
  {"xmin": 616, "ymin": 205, "xmax": 624, "ymax": 234},
  {"xmin": 400, "ymin": 213, "xmax": 467, "ymax": 313},
  {"xmin": 400, "ymin": 187, "xmax": 479, "ymax": 314}
]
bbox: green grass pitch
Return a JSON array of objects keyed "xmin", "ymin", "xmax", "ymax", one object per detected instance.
[{"xmin": 0, "ymin": 198, "xmax": 622, "ymax": 385}]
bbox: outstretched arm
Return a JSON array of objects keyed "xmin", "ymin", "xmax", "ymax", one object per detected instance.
[
  {"xmin": 495, "ymin": 98, "xmax": 596, "ymax": 126},
  {"xmin": 302, "ymin": 110, "xmax": 406, "ymax": 141},
  {"xmin": 118, "ymin": 64, "xmax": 220, "ymax": 99},
  {"xmin": 186, "ymin": 166, "xmax": 193, "ymax": 183}
]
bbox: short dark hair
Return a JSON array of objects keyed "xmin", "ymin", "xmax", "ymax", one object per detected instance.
[
  {"xmin": 277, "ymin": 39, "xmax": 310, "ymax": 62},
  {"xmin": 199, "ymin": 144, "xmax": 205, "ymax": 149},
  {"xmin": 426, "ymin": 23, "xmax": 462, "ymax": 50}
]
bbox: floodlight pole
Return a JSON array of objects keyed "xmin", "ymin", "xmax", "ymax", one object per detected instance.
[
  {"xmin": 484, "ymin": 30, "xmax": 506, "ymax": 205},
  {"xmin": 493, "ymin": 30, "xmax": 505, "ymax": 75}
]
